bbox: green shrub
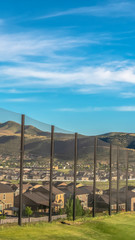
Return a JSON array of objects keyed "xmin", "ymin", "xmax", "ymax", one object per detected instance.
[
  {"xmin": 25, "ymin": 207, "xmax": 33, "ymax": 218},
  {"xmin": 65, "ymin": 196, "xmax": 84, "ymax": 219},
  {"xmin": 58, "ymin": 208, "xmax": 65, "ymax": 215},
  {"xmin": 83, "ymin": 209, "xmax": 91, "ymax": 217}
]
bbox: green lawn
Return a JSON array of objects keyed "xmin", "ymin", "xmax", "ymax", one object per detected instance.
[
  {"xmin": 77, "ymin": 179, "xmax": 135, "ymax": 190},
  {"xmin": 0, "ymin": 213, "xmax": 135, "ymax": 240}
]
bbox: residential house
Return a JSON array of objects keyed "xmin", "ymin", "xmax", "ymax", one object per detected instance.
[
  {"xmin": 60, "ymin": 185, "xmax": 90, "ymax": 209},
  {"xmin": 94, "ymin": 188, "xmax": 135, "ymax": 212},
  {"xmin": 15, "ymin": 191, "xmax": 59, "ymax": 214},
  {"xmin": 0, "ymin": 183, "xmax": 14, "ymax": 215},
  {"xmin": 32, "ymin": 185, "xmax": 65, "ymax": 211},
  {"xmin": 11, "ymin": 183, "xmax": 32, "ymax": 196}
]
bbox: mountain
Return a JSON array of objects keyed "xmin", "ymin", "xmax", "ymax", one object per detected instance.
[
  {"xmin": 0, "ymin": 121, "xmax": 20, "ymax": 134},
  {"xmin": 0, "ymin": 121, "xmax": 134, "ymax": 164},
  {"xmin": 99, "ymin": 132, "xmax": 135, "ymax": 149}
]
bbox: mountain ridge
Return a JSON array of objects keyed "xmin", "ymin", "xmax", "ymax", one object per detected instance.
[{"xmin": 0, "ymin": 121, "xmax": 134, "ymax": 163}]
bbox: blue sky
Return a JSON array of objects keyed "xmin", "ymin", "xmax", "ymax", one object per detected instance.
[{"xmin": 1, "ymin": 0, "xmax": 135, "ymax": 134}]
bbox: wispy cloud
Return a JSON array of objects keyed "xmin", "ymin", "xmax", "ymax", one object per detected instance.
[
  {"xmin": 0, "ymin": 89, "xmax": 52, "ymax": 94},
  {"xmin": 56, "ymin": 106, "xmax": 135, "ymax": 112},
  {"xmin": 37, "ymin": 2, "xmax": 135, "ymax": 19},
  {"xmin": 0, "ymin": 31, "xmax": 115, "ymax": 63},
  {"xmin": 0, "ymin": 21, "xmax": 135, "ymax": 95},
  {"xmin": 76, "ymin": 85, "xmax": 119, "ymax": 94},
  {"xmin": 1, "ymin": 64, "xmax": 135, "ymax": 89},
  {"xmin": 55, "ymin": 107, "xmax": 106, "ymax": 112},
  {"xmin": 121, "ymin": 92, "xmax": 135, "ymax": 98},
  {"xmin": 115, "ymin": 106, "xmax": 135, "ymax": 111},
  {"xmin": 1, "ymin": 98, "xmax": 37, "ymax": 103}
]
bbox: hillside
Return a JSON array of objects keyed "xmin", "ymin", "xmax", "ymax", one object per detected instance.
[
  {"xmin": 0, "ymin": 121, "xmax": 109, "ymax": 162},
  {"xmin": 0, "ymin": 121, "xmax": 134, "ymax": 163},
  {"xmin": 99, "ymin": 132, "xmax": 135, "ymax": 148}
]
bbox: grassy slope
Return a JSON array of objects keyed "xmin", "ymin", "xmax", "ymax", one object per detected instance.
[{"xmin": 0, "ymin": 213, "xmax": 135, "ymax": 240}]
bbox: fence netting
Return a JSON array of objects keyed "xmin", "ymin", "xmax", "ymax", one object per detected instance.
[
  {"xmin": 54, "ymin": 126, "xmax": 74, "ymax": 217},
  {"xmin": 96, "ymin": 139, "xmax": 110, "ymax": 215},
  {"xmin": 118, "ymin": 148, "xmax": 127, "ymax": 212},
  {"xmin": 1, "ymin": 108, "xmax": 135, "ymax": 221},
  {"xmin": 22, "ymin": 115, "xmax": 51, "ymax": 217},
  {"xmin": 128, "ymin": 149, "xmax": 135, "ymax": 211},
  {"xmin": 0, "ymin": 108, "xmax": 21, "ymax": 215},
  {"xmin": 76, "ymin": 134, "xmax": 94, "ymax": 218},
  {"xmin": 111, "ymin": 145, "xmax": 117, "ymax": 213}
]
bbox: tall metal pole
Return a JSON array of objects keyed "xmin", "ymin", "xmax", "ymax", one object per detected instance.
[
  {"xmin": 18, "ymin": 114, "xmax": 25, "ymax": 226},
  {"xmin": 93, "ymin": 137, "xmax": 97, "ymax": 217},
  {"xmin": 109, "ymin": 143, "xmax": 112, "ymax": 216},
  {"xmin": 49, "ymin": 125, "xmax": 54, "ymax": 222},
  {"xmin": 126, "ymin": 150, "xmax": 129, "ymax": 212},
  {"xmin": 116, "ymin": 146, "xmax": 119, "ymax": 213},
  {"xmin": 73, "ymin": 133, "xmax": 77, "ymax": 221}
]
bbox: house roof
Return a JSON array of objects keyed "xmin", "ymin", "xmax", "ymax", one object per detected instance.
[
  {"xmin": 87, "ymin": 193, "xmax": 118, "ymax": 206},
  {"xmin": 103, "ymin": 188, "xmax": 135, "ymax": 200},
  {"xmin": 11, "ymin": 183, "xmax": 32, "ymax": 191},
  {"xmin": 94, "ymin": 191, "xmax": 135, "ymax": 206},
  {"xmin": 33, "ymin": 184, "xmax": 64, "ymax": 195},
  {"xmin": 61, "ymin": 186, "xmax": 90, "ymax": 196},
  {"xmin": 24, "ymin": 192, "xmax": 48, "ymax": 205},
  {"xmin": 62, "ymin": 185, "xmax": 97, "ymax": 195},
  {"xmin": 76, "ymin": 187, "xmax": 90, "ymax": 195},
  {"xmin": 24, "ymin": 192, "xmax": 59, "ymax": 207},
  {"xmin": 0, "ymin": 183, "xmax": 13, "ymax": 193},
  {"xmin": 78, "ymin": 186, "xmax": 95, "ymax": 193},
  {"xmin": 54, "ymin": 182, "xmax": 67, "ymax": 188},
  {"xmin": 67, "ymin": 182, "xmax": 80, "ymax": 187}
]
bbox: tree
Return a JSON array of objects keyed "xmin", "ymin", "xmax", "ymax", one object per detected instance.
[
  {"xmin": 58, "ymin": 207, "xmax": 65, "ymax": 215},
  {"xmin": 65, "ymin": 196, "xmax": 84, "ymax": 219},
  {"xmin": 25, "ymin": 206, "xmax": 33, "ymax": 218}
]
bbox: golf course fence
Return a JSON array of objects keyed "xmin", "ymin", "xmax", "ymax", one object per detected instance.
[{"xmin": 0, "ymin": 108, "xmax": 134, "ymax": 225}]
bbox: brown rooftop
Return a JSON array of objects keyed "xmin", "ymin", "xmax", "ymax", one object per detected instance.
[
  {"xmin": 34, "ymin": 184, "xmax": 65, "ymax": 195},
  {"xmin": 0, "ymin": 183, "xmax": 13, "ymax": 193},
  {"xmin": 24, "ymin": 192, "xmax": 60, "ymax": 207}
]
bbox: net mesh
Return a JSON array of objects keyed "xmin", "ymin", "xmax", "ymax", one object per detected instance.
[
  {"xmin": 0, "ymin": 108, "xmax": 135, "ymax": 219},
  {"xmin": 76, "ymin": 134, "xmax": 94, "ymax": 217},
  {"xmin": 0, "ymin": 108, "xmax": 21, "ymax": 216},
  {"xmin": 96, "ymin": 140, "xmax": 110, "ymax": 216},
  {"xmin": 54, "ymin": 126, "xmax": 74, "ymax": 216},
  {"xmin": 0, "ymin": 108, "xmax": 21, "ymax": 180},
  {"xmin": 23, "ymin": 115, "xmax": 51, "ymax": 217}
]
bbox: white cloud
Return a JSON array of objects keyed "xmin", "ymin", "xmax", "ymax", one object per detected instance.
[
  {"xmin": 115, "ymin": 106, "xmax": 135, "ymax": 111},
  {"xmin": 56, "ymin": 106, "xmax": 135, "ymax": 112},
  {"xmin": 37, "ymin": 2, "xmax": 135, "ymax": 19},
  {"xmin": 0, "ymin": 31, "xmax": 102, "ymax": 63},
  {"xmin": 1, "ymin": 98, "xmax": 37, "ymax": 103},
  {"xmin": 76, "ymin": 85, "xmax": 119, "ymax": 94},
  {"xmin": 120, "ymin": 92, "xmax": 135, "ymax": 98},
  {"xmin": 1, "ymin": 64, "xmax": 135, "ymax": 89},
  {"xmin": 0, "ymin": 89, "xmax": 52, "ymax": 94},
  {"xmin": 0, "ymin": 25, "xmax": 134, "ymax": 94},
  {"xmin": 55, "ymin": 107, "xmax": 103, "ymax": 112}
]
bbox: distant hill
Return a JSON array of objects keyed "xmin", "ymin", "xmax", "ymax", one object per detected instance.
[
  {"xmin": 99, "ymin": 132, "xmax": 135, "ymax": 149},
  {"xmin": 0, "ymin": 121, "xmax": 134, "ymax": 164},
  {"xmin": 0, "ymin": 121, "xmax": 20, "ymax": 134}
]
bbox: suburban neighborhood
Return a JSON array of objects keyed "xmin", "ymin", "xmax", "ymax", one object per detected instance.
[{"xmin": 1, "ymin": 177, "xmax": 135, "ymax": 220}]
